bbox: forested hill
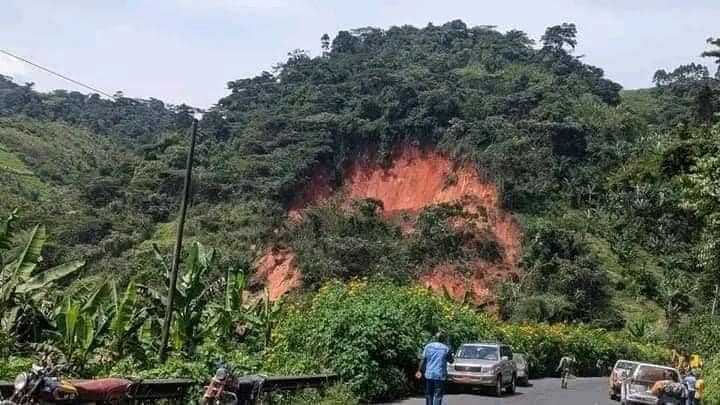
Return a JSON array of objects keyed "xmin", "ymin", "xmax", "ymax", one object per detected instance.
[
  {"xmin": 211, "ymin": 21, "xmax": 625, "ymax": 213},
  {"xmin": 1, "ymin": 20, "xmax": 720, "ymax": 332}
]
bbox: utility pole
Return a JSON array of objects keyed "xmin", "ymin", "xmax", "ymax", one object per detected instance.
[{"xmin": 159, "ymin": 118, "xmax": 198, "ymax": 361}]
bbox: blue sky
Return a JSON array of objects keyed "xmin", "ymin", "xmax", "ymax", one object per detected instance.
[{"xmin": 1, "ymin": 0, "xmax": 718, "ymax": 108}]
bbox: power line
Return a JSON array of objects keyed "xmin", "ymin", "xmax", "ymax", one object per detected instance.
[{"xmin": 0, "ymin": 48, "xmax": 116, "ymax": 99}]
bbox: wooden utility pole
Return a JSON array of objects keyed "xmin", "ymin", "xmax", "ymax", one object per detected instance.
[{"xmin": 159, "ymin": 119, "xmax": 198, "ymax": 361}]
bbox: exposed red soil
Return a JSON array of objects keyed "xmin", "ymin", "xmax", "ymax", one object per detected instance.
[
  {"xmin": 255, "ymin": 146, "xmax": 523, "ymax": 303},
  {"xmin": 288, "ymin": 171, "xmax": 334, "ymax": 221},
  {"xmin": 345, "ymin": 148, "xmax": 497, "ymax": 213},
  {"xmin": 419, "ymin": 260, "xmax": 521, "ymax": 305},
  {"xmin": 252, "ymin": 248, "xmax": 302, "ymax": 301}
]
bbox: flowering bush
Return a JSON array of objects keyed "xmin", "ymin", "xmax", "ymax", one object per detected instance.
[
  {"xmin": 499, "ymin": 323, "xmax": 670, "ymax": 377},
  {"xmin": 269, "ymin": 281, "xmax": 670, "ymax": 401}
]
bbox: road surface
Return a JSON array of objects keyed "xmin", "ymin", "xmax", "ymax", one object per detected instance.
[{"xmin": 385, "ymin": 377, "xmax": 615, "ymax": 405}]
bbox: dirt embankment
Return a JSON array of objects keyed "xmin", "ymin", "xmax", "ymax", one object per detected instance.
[{"xmin": 256, "ymin": 146, "xmax": 522, "ymax": 303}]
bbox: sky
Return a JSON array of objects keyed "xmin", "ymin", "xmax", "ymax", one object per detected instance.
[{"xmin": 1, "ymin": 0, "xmax": 719, "ymax": 108}]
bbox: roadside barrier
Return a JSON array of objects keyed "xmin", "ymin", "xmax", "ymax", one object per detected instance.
[{"xmin": 1, "ymin": 373, "xmax": 337, "ymax": 403}]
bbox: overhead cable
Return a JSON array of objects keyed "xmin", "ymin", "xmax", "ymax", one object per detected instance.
[{"xmin": 0, "ymin": 48, "xmax": 116, "ymax": 99}]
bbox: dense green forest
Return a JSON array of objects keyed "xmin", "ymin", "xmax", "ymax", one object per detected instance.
[{"xmin": 2, "ymin": 21, "xmax": 720, "ymax": 402}]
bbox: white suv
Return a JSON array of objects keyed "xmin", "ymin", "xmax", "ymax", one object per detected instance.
[{"xmin": 447, "ymin": 342, "xmax": 517, "ymax": 396}]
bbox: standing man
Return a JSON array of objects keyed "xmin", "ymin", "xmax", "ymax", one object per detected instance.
[{"xmin": 416, "ymin": 331, "xmax": 454, "ymax": 405}]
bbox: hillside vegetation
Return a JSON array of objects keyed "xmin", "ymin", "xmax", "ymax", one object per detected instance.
[{"xmin": 1, "ymin": 21, "xmax": 720, "ymax": 402}]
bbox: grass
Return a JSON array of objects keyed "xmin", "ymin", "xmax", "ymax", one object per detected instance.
[
  {"xmin": 134, "ymin": 222, "xmax": 178, "ymax": 253},
  {"xmin": 0, "ymin": 145, "xmax": 33, "ymax": 175},
  {"xmin": 152, "ymin": 222, "xmax": 177, "ymax": 245},
  {"xmin": 0, "ymin": 143, "xmax": 52, "ymax": 213},
  {"xmin": 586, "ymin": 234, "xmax": 664, "ymax": 329},
  {"xmin": 0, "ymin": 117, "xmax": 127, "ymax": 185}
]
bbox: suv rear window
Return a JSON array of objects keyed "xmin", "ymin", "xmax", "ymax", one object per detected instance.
[{"xmin": 458, "ymin": 345, "xmax": 498, "ymax": 360}]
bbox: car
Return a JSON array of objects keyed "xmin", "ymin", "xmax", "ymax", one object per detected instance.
[
  {"xmin": 446, "ymin": 342, "xmax": 517, "ymax": 396},
  {"xmin": 620, "ymin": 363, "xmax": 681, "ymax": 405},
  {"xmin": 513, "ymin": 353, "xmax": 530, "ymax": 386},
  {"xmin": 609, "ymin": 360, "xmax": 640, "ymax": 400}
]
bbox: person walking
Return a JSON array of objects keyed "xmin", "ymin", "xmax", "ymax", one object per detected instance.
[
  {"xmin": 596, "ymin": 358, "xmax": 607, "ymax": 376},
  {"xmin": 556, "ymin": 354, "xmax": 575, "ymax": 389},
  {"xmin": 684, "ymin": 370, "xmax": 698, "ymax": 405},
  {"xmin": 417, "ymin": 331, "xmax": 454, "ymax": 405}
]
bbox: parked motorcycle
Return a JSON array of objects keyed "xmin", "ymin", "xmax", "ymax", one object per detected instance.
[
  {"xmin": 201, "ymin": 362, "xmax": 239, "ymax": 405},
  {"xmin": 0, "ymin": 364, "xmax": 134, "ymax": 404}
]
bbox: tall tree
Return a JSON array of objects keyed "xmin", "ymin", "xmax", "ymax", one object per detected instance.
[
  {"xmin": 702, "ymin": 37, "xmax": 720, "ymax": 76},
  {"xmin": 541, "ymin": 23, "xmax": 577, "ymax": 51},
  {"xmin": 321, "ymin": 33, "xmax": 331, "ymax": 54},
  {"xmin": 696, "ymin": 84, "xmax": 716, "ymax": 123}
]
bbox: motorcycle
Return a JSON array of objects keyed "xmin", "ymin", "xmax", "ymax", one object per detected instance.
[
  {"xmin": 201, "ymin": 362, "xmax": 239, "ymax": 405},
  {"xmin": 0, "ymin": 364, "xmax": 134, "ymax": 404}
]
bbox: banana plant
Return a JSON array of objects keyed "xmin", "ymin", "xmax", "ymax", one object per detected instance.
[
  {"xmin": 109, "ymin": 278, "xmax": 149, "ymax": 358},
  {"xmin": 208, "ymin": 268, "xmax": 253, "ymax": 342},
  {"xmin": 255, "ymin": 288, "xmax": 284, "ymax": 350},
  {"xmin": 0, "ymin": 212, "xmax": 85, "ymax": 341},
  {"xmin": 627, "ymin": 317, "xmax": 650, "ymax": 340},
  {"xmin": 0, "ymin": 209, "xmax": 17, "ymax": 256},
  {"xmin": 44, "ymin": 279, "xmax": 147, "ymax": 368},
  {"xmin": 151, "ymin": 241, "xmax": 216, "ymax": 356},
  {"xmin": 46, "ymin": 283, "xmax": 112, "ymax": 370}
]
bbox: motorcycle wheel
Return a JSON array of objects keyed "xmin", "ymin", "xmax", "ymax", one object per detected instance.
[
  {"xmin": 221, "ymin": 392, "xmax": 238, "ymax": 405},
  {"xmin": 200, "ymin": 396, "xmax": 236, "ymax": 405}
]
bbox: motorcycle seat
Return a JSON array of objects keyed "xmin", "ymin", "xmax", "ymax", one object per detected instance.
[{"xmin": 73, "ymin": 378, "xmax": 132, "ymax": 400}]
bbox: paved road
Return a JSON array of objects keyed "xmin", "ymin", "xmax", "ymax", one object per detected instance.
[{"xmin": 385, "ymin": 377, "xmax": 615, "ymax": 405}]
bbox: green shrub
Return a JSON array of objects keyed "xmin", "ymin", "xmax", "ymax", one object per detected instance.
[
  {"xmin": 669, "ymin": 314, "xmax": 720, "ymax": 357},
  {"xmin": 268, "ymin": 281, "xmax": 498, "ymax": 401},
  {"xmin": 0, "ymin": 356, "xmax": 34, "ymax": 379},
  {"xmin": 703, "ymin": 356, "xmax": 720, "ymax": 405},
  {"xmin": 271, "ymin": 384, "xmax": 359, "ymax": 405},
  {"xmin": 499, "ymin": 323, "xmax": 670, "ymax": 377}
]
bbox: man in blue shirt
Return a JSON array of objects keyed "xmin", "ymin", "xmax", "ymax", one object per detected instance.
[{"xmin": 416, "ymin": 331, "xmax": 454, "ymax": 405}]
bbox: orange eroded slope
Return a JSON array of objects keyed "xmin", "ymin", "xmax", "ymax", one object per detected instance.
[
  {"xmin": 257, "ymin": 146, "xmax": 522, "ymax": 302},
  {"xmin": 252, "ymin": 249, "xmax": 302, "ymax": 301},
  {"xmin": 346, "ymin": 148, "xmax": 497, "ymax": 212}
]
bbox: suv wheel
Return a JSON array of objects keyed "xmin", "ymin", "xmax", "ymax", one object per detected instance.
[
  {"xmin": 506, "ymin": 374, "xmax": 516, "ymax": 394},
  {"xmin": 494, "ymin": 375, "xmax": 503, "ymax": 397}
]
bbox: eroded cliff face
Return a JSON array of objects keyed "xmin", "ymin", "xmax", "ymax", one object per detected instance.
[{"xmin": 257, "ymin": 146, "xmax": 522, "ymax": 302}]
